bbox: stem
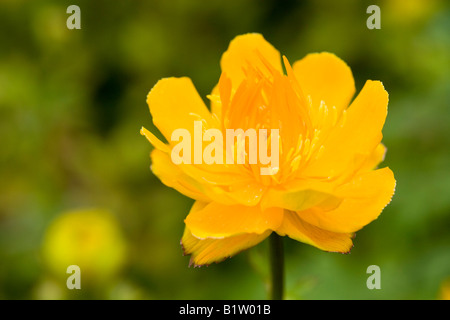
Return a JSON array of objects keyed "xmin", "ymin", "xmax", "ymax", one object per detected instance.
[{"xmin": 269, "ymin": 233, "xmax": 284, "ymax": 300}]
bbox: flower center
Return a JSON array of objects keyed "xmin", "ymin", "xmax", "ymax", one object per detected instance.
[{"xmin": 212, "ymin": 54, "xmax": 347, "ymax": 187}]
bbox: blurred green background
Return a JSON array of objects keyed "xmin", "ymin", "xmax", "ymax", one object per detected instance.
[{"xmin": 0, "ymin": 0, "xmax": 449, "ymax": 300}]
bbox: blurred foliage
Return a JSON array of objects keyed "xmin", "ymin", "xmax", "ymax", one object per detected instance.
[{"xmin": 0, "ymin": 0, "xmax": 449, "ymax": 299}]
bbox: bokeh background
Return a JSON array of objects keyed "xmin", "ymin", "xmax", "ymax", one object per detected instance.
[{"xmin": 1, "ymin": 0, "xmax": 449, "ymax": 300}]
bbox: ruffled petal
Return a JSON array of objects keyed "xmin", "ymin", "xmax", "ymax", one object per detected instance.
[
  {"xmin": 145, "ymin": 77, "xmax": 265, "ymax": 206},
  {"xmin": 150, "ymin": 149, "xmax": 211, "ymax": 202},
  {"xmin": 182, "ymin": 226, "xmax": 271, "ymax": 266},
  {"xmin": 360, "ymin": 143, "xmax": 387, "ymax": 171},
  {"xmin": 297, "ymin": 167, "xmax": 396, "ymax": 233},
  {"xmin": 303, "ymin": 80, "xmax": 389, "ymax": 178},
  {"xmin": 151, "ymin": 149, "xmax": 265, "ymax": 206},
  {"xmin": 261, "ymin": 187, "xmax": 341, "ymax": 213},
  {"xmin": 276, "ymin": 210, "xmax": 353, "ymax": 253},
  {"xmin": 185, "ymin": 201, "xmax": 284, "ymax": 239}
]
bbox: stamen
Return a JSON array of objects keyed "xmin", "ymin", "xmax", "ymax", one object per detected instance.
[
  {"xmin": 331, "ymin": 105, "xmax": 338, "ymax": 126},
  {"xmin": 316, "ymin": 145, "xmax": 325, "ymax": 160},
  {"xmin": 340, "ymin": 109, "xmax": 347, "ymax": 128}
]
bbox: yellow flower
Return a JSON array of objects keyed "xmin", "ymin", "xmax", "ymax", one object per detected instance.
[
  {"xmin": 42, "ymin": 208, "xmax": 127, "ymax": 283},
  {"xmin": 141, "ymin": 33, "xmax": 396, "ymax": 266}
]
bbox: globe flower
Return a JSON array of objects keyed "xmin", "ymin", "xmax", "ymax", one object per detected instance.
[
  {"xmin": 141, "ymin": 33, "xmax": 396, "ymax": 267},
  {"xmin": 42, "ymin": 209, "xmax": 127, "ymax": 284}
]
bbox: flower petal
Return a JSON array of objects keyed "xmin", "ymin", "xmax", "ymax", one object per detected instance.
[
  {"xmin": 147, "ymin": 77, "xmax": 216, "ymax": 142},
  {"xmin": 151, "ymin": 149, "xmax": 265, "ymax": 206},
  {"xmin": 150, "ymin": 149, "xmax": 211, "ymax": 202},
  {"xmin": 261, "ymin": 187, "xmax": 341, "ymax": 213},
  {"xmin": 182, "ymin": 226, "xmax": 271, "ymax": 266},
  {"xmin": 360, "ymin": 143, "xmax": 387, "ymax": 171},
  {"xmin": 140, "ymin": 127, "xmax": 170, "ymax": 153},
  {"xmin": 303, "ymin": 80, "xmax": 389, "ymax": 178},
  {"xmin": 220, "ymin": 33, "xmax": 282, "ymax": 89},
  {"xmin": 298, "ymin": 167, "xmax": 396, "ymax": 233},
  {"xmin": 276, "ymin": 210, "xmax": 353, "ymax": 253},
  {"xmin": 337, "ymin": 80, "xmax": 388, "ymax": 155},
  {"xmin": 185, "ymin": 201, "xmax": 284, "ymax": 239},
  {"xmin": 292, "ymin": 52, "xmax": 355, "ymax": 114},
  {"xmin": 208, "ymin": 84, "xmax": 222, "ymax": 120}
]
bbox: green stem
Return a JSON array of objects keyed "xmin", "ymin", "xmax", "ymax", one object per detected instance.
[{"xmin": 269, "ymin": 233, "xmax": 284, "ymax": 300}]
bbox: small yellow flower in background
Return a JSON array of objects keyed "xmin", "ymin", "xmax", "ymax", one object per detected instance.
[
  {"xmin": 141, "ymin": 33, "xmax": 396, "ymax": 266},
  {"xmin": 42, "ymin": 208, "xmax": 127, "ymax": 283}
]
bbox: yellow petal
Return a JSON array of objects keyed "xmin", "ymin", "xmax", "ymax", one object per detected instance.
[
  {"xmin": 220, "ymin": 33, "xmax": 282, "ymax": 89},
  {"xmin": 304, "ymin": 80, "xmax": 389, "ymax": 178},
  {"xmin": 276, "ymin": 210, "xmax": 353, "ymax": 253},
  {"xmin": 208, "ymin": 180, "xmax": 265, "ymax": 207},
  {"xmin": 340, "ymin": 80, "xmax": 388, "ymax": 154},
  {"xmin": 147, "ymin": 77, "xmax": 216, "ymax": 142},
  {"xmin": 261, "ymin": 187, "xmax": 341, "ymax": 213},
  {"xmin": 208, "ymin": 84, "xmax": 222, "ymax": 120},
  {"xmin": 150, "ymin": 149, "xmax": 211, "ymax": 202},
  {"xmin": 298, "ymin": 167, "xmax": 396, "ymax": 233},
  {"xmin": 292, "ymin": 52, "xmax": 355, "ymax": 114},
  {"xmin": 146, "ymin": 77, "xmax": 261, "ymax": 204},
  {"xmin": 360, "ymin": 143, "xmax": 387, "ymax": 171},
  {"xmin": 164, "ymin": 159, "xmax": 264, "ymax": 206},
  {"xmin": 140, "ymin": 127, "xmax": 170, "ymax": 153},
  {"xmin": 152, "ymin": 149, "xmax": 265, "ymax": 207},
  {"xmin": 182, "ymin": 226, "xmax": 271, "ymax": 266},
  {"xmin": 185, "ymin": 201, "xmax": 284, "ymax": 239}
]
